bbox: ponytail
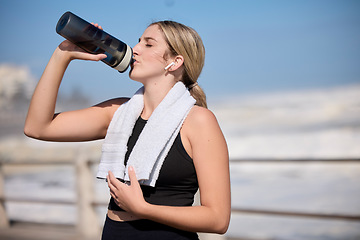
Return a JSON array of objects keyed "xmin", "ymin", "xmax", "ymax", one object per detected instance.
[{"xmin": 189, "ymin": 84, "xmax": 207, "ymax": 108}]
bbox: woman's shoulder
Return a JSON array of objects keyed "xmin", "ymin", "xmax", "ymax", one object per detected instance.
[
  {"xmin": 184, "ymin": 106, "xmax": 220, "ymax": 132},
  {"xmin": 188, "ymin": 105, "xmax": 217, "ymax": 121},
  {"xmin": 94, "ymin": 97, "xmax": 130, "ymax": 119},
  {"xmin": 96, "ymin": 97, "xmax": 130, "ymax": 107}
]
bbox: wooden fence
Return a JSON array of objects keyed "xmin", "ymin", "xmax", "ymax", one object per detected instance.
[
  {"xmin": 0, "ymin": 149, "xmax": 102, "ymax": 238},
  {"xmin": 229, "ymin": 158, "xmax": 360, "ymax": 222},
  {"xmin": 0, "ymin": 148, "xmax": 359, "ymax": 240}
]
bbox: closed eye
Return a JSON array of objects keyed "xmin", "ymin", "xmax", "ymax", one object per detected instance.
[{"xmin": 138, "ymin": 36, "xmax": 156, "ymax": 48}]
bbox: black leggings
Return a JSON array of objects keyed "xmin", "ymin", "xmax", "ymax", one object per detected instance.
[{"xmin": 101, "ymin": 215, "xmax": 199, "ymax": 240}]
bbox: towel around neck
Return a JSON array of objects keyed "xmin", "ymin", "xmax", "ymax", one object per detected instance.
[{"xmin": 97, "ymin": 82, "xmax": 196, "ymax": 187}]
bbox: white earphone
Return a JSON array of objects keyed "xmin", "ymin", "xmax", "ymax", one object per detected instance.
[{"xmin": 164, "ymin": 62, "xmax": 175, "ymax": 70}]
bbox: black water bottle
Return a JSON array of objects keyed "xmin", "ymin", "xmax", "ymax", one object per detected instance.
[{"xmin": 56, "ymin": 11, "xmax": 132, "ymax": 73}]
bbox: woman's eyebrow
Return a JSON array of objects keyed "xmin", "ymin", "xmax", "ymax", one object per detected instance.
[
  {"xmin": 139, "ymin": 37, "xmax": 157, "ymax": 42},
  {"xmin": 145, "ymin": 37, "xmax": 157, "ymax": 42}
]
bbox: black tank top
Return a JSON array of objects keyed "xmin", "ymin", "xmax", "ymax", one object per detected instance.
[{"xmin": 108, "ymin": 117, "xmax": 199, "ymax": 211}]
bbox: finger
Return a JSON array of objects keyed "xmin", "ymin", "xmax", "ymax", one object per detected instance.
[
  {"xmin": 106, "ymin": 174, "xmax": 112, "ymax": 188},
  {"xmin": 107, "ymin": 171, "xmax": 120, "ymax": 190},
  {"xmin": 75, "ymin": 52, "xmax": 107, "ymax": 62},
  {"xmin": 128, "ymin": 166, "xmax": 139, "ymax": 187},
  {"xmin": 109, "ymin": 190, "xmax": 116, "ymax": 199},
  {"xmin": 84, "ymin": 52, "xmax": 107, "ymax": 61},
  {"xmin": 113, "ymin": 198, "xmax": 120, "ymax": 206},
  {"xmin": 108, "ymin": 171, "xmax": 117, "ymax": 185},
  {"xmin": 93, "ymin": 53, "xmax": 107, "ymax": 61},
  {"xmin": 108, "ymin": 180, "xmax": 118, "ymax": 197},
  {"xmin": 107, "ymin": 174, "xmax": 119, "ymax": 199},
  {"xmin": 91, "ymin": 22, "xmax": 103, "ymax": 30},
  {"xmin": 108, "ymin": 171, "xmax": 128, "ymax": 192}
]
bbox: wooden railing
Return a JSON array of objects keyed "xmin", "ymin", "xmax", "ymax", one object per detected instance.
[
  {"xmin": 0, "ymin": 148, "xmax": 224, "ymax": 240},
  {"xmin": 0, "ymin": 149, "xmax": 103, "ymax": 238},
  {"xmin": 227, "ymin": 158, "xmax": 360, "ymax": 240},
  {"xmin": 1, "ymin": 149, "xmax": 359, "ymax": 240}
]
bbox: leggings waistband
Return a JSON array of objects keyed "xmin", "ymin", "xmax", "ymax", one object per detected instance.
[{"xmin": 102, "ymin": 215, "xmax": 199, "ymax": 240}]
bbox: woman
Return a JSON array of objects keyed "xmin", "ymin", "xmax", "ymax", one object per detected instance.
[{"xmin": 24, "ymin": 20, "xmax": 231, "ymax": 239}]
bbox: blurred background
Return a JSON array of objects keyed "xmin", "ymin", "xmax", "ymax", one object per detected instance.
[{"xmin": 0, "ymin": 0, "xmax": 359, "ymax": 239}]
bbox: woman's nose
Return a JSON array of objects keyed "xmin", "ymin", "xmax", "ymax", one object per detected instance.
[{"xmin": 132, "ymin": 43, "xmax": 140, "ymax": 55}]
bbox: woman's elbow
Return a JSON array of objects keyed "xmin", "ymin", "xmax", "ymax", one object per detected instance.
[
  {"xmin": 214, "ymin": 216, "xmax": 230, "ymax": 234},
  {"xmin": 24, "ymin": 124, "xmax": 44, "ymax": 140},
  {"xmin": 207, "ymin": 210, "xmax": 230, "ymax": 234},
  {"xmin": 24, "ymin": 126, "xmax": 38, "ymax": 139}
]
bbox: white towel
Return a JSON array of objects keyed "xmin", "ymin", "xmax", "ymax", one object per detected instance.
[{"xmin": 97, "ymin": 82, "xmax": 196, "ymax": 187}]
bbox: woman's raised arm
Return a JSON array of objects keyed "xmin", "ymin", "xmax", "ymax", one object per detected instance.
[{"xmin": 24, "ymin": 40, "xmax": 124, "ymax": 142}]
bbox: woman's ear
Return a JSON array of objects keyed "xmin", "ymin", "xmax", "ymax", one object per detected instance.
[{"xmin": 169, "ymin": 55, "xmax": 184, "ymax": 71}]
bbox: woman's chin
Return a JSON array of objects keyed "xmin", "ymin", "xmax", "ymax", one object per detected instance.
[
  {"xmin": 129, "ymin": 69, "xmax": 136, "ymax": 80},
  {"xmin": 129, "ymin": 71, "xmax": 143, "ymax": 82}
]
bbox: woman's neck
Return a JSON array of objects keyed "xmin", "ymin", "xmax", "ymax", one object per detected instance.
[{"xmin": 141, "ymin": 78, "xmax": 177, "ymax": 120}]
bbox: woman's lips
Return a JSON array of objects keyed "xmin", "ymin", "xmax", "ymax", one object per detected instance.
[
  {"xmin": 130, "ymin": 59, "xmax": 137, "ymax": 68},
  {"xmin": 132, "ymin": 58, "xmax": 138, "ymax": 65}
]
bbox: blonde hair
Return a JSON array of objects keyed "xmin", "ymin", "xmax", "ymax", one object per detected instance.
[{"xmin": 151, "ymin": 21, "xmax": 207, "ymax": 108}]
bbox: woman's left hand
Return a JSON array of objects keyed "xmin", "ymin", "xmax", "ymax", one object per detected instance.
[{"xmin": 107, "ymin": 167, "xmax": 147, "ymax": 214}]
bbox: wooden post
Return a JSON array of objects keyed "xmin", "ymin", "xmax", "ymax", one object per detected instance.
[
  {"xmin": 75, "ymin": 150, "xmax": 100, "ymax": 238},
  {"xmin": 0, "ymin": 162, "xmax": 10, "ymax": 228}
]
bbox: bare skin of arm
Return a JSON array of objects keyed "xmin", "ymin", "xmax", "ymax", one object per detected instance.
[
  {"xmin": 24, "ymin": 39, "xmax": 127, "ymax": 142},
  {"xmin": 107, "ymin": 106, "xmax": 231, "ymax": 234}
]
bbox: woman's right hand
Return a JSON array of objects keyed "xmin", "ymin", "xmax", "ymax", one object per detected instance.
[
  {"xmin": 57, "ymin": 39, "xmax": 107, "ymax": 62},
  {"xmin": 57, "ymin": 24, "xmax": 107, "ymax": 62}
]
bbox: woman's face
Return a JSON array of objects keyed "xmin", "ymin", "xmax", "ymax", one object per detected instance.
[{"xmin": 129, "ymin": 25, "xmax": 171, "ymax": 82}]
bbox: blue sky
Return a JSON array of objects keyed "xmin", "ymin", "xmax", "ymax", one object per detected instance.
[{"xmin": 1, "ymin": 0, "xmax": 359, "ymax": 104}]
